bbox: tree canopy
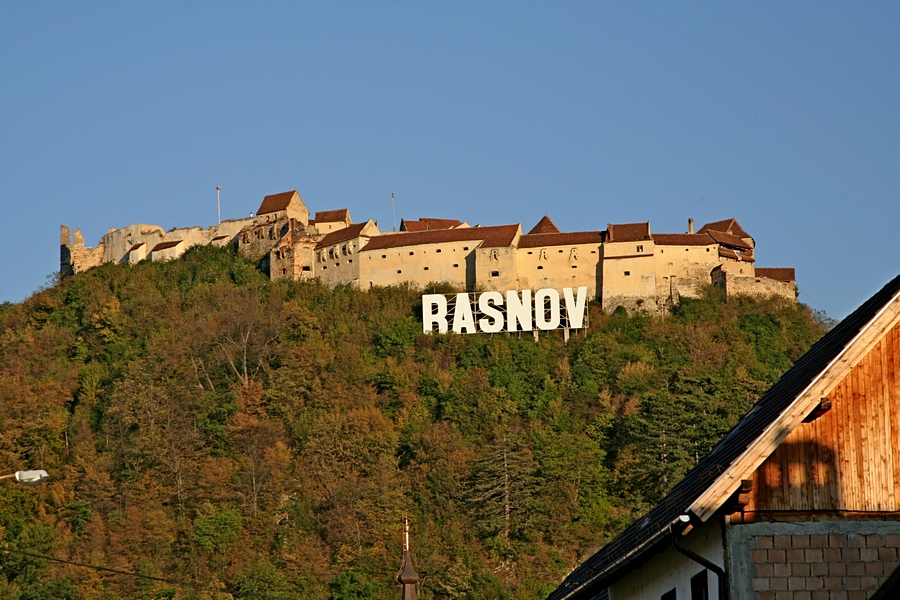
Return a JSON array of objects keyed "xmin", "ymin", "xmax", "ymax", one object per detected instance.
[{"xmin": 0, "ymin": 245, "xmax": 828, "ymax": 599}]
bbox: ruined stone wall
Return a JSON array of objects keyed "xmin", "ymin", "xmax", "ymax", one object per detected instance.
[{"xmin": 715, "ymin": 272, "xmax": 797, "ymax": 301}]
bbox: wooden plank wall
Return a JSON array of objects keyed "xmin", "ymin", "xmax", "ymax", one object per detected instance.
[{"xmin": 745, "ymin": 322, "xmax": 900, "ymax": 513}]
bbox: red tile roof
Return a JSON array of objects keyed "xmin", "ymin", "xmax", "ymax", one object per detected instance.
[
  {"xmin": 527, "ymin": 215, "xmax": 561, "ymax": 234},
  {"xmin": 718, "ymin": 247, "xmax": 755, "ymax": 262},
  {"xmin": 399, "ymin": 218, "xmax": 463, "ymax": 232},
  {"xmin": 257, "ymin": 191, "xmax": 299, "ymax": 216},
  {"xmin": 151, "ymin": 240, "xmax": 181, "ymax": 251},
  {"xmin": 698, "ymin": 218, "xmax": 750, "ymax": 240},
  {"xmin": 315, "ymin": 208, "xmax": 350, "ymax": 223},
  {"xmin": 755, "ymin": 268, "xmax": 795, "ymax": 283},
  {"xmin": 606, "ymin": 222, "xmax": 651, "ymax": 242},
  {"xmin": 652, "ymin": 233, "xmax": 715, "ymax": 246},
  {"xmin": 519, "ymin": 231, "xmax": 604, "ymax": 248},
  {"xmin": 362, "ymin": 224, "xmax": 520, "ymax": 251},
  {"xmin": 315, "ymin": 222, "xmax": 374, "ymax": 249},
  {"xmin": 128, "ymin": 243, "xmax": 145, "ymax": 251},
  {"xmin": 705, "ymin": 229, "xmax": 753, "ymax": 250}
]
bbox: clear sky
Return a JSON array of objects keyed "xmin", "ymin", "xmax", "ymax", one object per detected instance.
[{"xmin": 2, "ymin": 2, "xmax": 897, "ymax": 319}]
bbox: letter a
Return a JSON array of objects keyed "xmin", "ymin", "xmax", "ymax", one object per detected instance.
[{"xmin": 452, "ymin": 293, "xmax": 476, "ymax": 334}]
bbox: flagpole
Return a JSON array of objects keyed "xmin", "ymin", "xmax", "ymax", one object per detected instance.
[
  {"xmin": 216, "ymin": 187, "xmax": 221, "ymax": 224},
  {"xmin": 391, "ymin": 193, "xmax": 397, "ymax": 232}
]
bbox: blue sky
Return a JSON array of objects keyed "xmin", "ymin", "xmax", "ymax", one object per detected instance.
[{"xmin": 2, "ymin": 2, "xmax": 897, "ymax": 319}]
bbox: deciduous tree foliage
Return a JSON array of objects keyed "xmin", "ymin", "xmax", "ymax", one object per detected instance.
[{"xmin": 0, "ymin": 246, "xmax": 828, "ymax": 599}]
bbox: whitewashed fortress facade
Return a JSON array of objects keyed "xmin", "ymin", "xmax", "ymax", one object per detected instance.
[{"xmin": 60, "ymin": 190, "xmax": 796, "ymax": 314}]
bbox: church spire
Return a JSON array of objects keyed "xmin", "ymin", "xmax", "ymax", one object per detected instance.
[{"xmin": 397, "ymin": 516, "xmax": 419, "ymax": 600}]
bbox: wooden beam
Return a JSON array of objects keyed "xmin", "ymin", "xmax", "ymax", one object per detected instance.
[{"xmin": 803, "ymin": 397, "xmax": 833, "ymax": 422}]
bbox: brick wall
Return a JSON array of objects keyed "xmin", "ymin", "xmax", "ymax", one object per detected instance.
[
  {"xmin": 750, "ymin": 533, "xmax": 899, "ymax": 599},
  {"xmin": 728, "ymin": 521, "xmax": 900, "ymax": 600}
]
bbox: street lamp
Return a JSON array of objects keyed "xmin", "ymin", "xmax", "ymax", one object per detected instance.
[{"xmin": 0, "ymin": 470, "xmax": 50, "ymax": 486}]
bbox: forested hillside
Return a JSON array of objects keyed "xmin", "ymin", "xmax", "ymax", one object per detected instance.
[{"xmin": 0, "ymin": 245, "xmax": 828, "ymax": 600}]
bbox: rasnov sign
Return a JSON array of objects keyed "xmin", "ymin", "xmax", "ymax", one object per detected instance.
[{"xmin": 422, "ymin": 287, "xmax": 588, "ymax": 334}]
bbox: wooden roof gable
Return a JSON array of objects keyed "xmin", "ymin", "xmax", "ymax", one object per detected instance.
[{"xmin": 549, "ymin": 274, "xmax": 900, "ymax": 600}]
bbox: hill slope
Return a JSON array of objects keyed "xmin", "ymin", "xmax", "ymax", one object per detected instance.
[{"xmin": 0, "ymin": 246, "xmax": 828, "ymax": 599}]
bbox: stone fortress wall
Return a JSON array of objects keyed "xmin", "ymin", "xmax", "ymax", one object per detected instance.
[{"xmin": 61, "ymin": 189, "xmax": 797, "ymax": 314}]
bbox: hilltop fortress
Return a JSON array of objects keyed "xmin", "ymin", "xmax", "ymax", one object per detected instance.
[{"xmin": 61, "ymin": 190, "xmax": 796, "ymax": 314}]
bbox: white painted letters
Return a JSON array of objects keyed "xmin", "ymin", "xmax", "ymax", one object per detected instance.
[{"xmin": 422, "ymin": 287, "xmax": 588, "ymax": 334}]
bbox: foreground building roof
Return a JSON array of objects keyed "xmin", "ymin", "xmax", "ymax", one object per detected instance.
[{"xmin": 549, "ymin": 273, "xmax": 900, "ymax": 599}]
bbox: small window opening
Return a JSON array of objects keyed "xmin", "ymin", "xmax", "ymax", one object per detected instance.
[
  {"xmin": 424, "ymin": 266, "xmax": 429, "ymax": 271},
  {"xmin": 690, "ymin": 570, "xmax": 708, "ymax": 600},
  {"xmin": 637, "ymin": 245, "xmax": 643, "ymax": 252},
  {"xmin": 537, "ymin": 266, "xmax": 544, "ymax": 270},
  {"xmin": 624, "ymin": 271, "xmax": 631, "ymax": 276},
  {"xmin": 453, "ymin": 264, "xmax": 459, "ymax": 268},
  {"xmin": 436, "ymin": 249, "xmax": 442, "ymax": 253},
  {"xmin": 463, "ymin": 246, "xmax": 469, "ymax": 251},
  {"xmin": 397, "ymin": 270, "xmax": 402, "ymax": 274},
  {"xmin": 490, "ymin": 271, "xmax": 499, "ymax": 277}
]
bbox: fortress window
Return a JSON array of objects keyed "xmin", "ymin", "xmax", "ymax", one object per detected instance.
[
  {"xmin": 281, "ymin": 269, "xmax": 287, "ymax": 275},
  {"xmin": 624, "ymin": 271, "xmax": 631, "ymax": 276},
  {"xmin": 348, "ymin": 259, "xmax": 353, "ymax": 263},
  {"xmin": 322, "ymin": 266, "xmax": 327, "ymax": 270},
  {"xmin": 491, "ymin": 271, "xmax": 499, "ymax": 277},
  {"xmin": 302, "ymin": 266, "xmax": 311, "ymax": 272}
]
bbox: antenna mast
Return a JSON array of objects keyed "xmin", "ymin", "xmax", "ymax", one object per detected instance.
[{"xmin": 215, "ymin": 186, "xmax": 222, "ymax": 224}]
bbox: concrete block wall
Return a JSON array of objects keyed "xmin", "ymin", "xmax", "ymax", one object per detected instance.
[{"xmin": 728, "ymin": 521, "xmax": 900, "ymax": 600}]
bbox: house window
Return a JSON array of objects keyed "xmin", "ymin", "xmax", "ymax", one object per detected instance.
[
  {"xmin": 690, "ymin": 570, "xmax": 708, "ymax": 600},
  {"xmin": 637, "ymin": 245, "xmax": 643, "ymax": 252},
  {"xmin": 537, "ymin": 266, "xmax": 544, "ymax": 270},
  {"xmin": 490, "ymin": 271, "xmax": 499, "ymax": 277},
  {"xmin": 571, "ymin": 265, "xmax": 577, "ymax": 269},
  {"xmin": 382, "ymin": 254, "xmax": 386, "ymax": 258},
  {"xmin": 436, "ymin": 249, "xmax": 441, "ymax": 253},
  {"xmin": 409, "ymin": 251, "xmax": 414, "ymax": 255},
  {"xmin": 463, "ymin": 246, "xmax": 469, "ymax": 251},
  {"xmin": 661, "ymin": 589, "xmax": 676, "ymax": 600},
  {"xmin": 424, "ymin": 266, "xmax": 429, "ymax": 270},
  {"xmin": 624, "ymin": 271, "xmax": 631, "ymax": 276},
  {"xmin": 302, "ymin": 266, "xmax": 311, "ymax": 272},
  {"xmin": 453, "ymin": 264, "xmax": 459, "ymax": 268},
  {"xmin": 397, "ymin": 270, "xmax": 402, "ymax": 274}
]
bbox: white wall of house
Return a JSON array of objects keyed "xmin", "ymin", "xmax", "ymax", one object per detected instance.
[{"xmin": 609, "ymin": 518, "xmax": 724, "ymax": 600}]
